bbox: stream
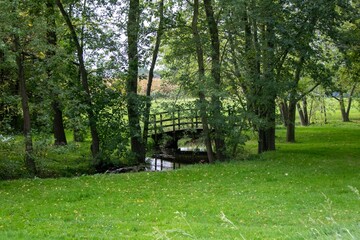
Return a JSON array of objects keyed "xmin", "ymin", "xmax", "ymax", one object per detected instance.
[{"xmin": 146, "ymin": 147, "xmax": 208, "ymax": 171}]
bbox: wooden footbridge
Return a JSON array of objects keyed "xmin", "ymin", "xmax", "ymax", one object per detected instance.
[
  {"xmin": 148, "ymin": 107, "xmax": 240, "ymax": 149},
  {"xmin": 149, "ymin": 108, "xmax": 204, "ymax": 149}
]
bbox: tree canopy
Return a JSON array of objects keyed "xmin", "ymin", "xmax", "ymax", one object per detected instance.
[{"xmin": 0, "ymin": 0, "xmax": 358, "ymax": 175}]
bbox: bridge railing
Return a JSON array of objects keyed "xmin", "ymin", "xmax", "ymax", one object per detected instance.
[
  {"xmin": 149, "ymin": 108, "xmax": 202, "ymax": 136},
  {"xmin": 148, "ymin": 106, "xmax": 245, "ymax": 137}
]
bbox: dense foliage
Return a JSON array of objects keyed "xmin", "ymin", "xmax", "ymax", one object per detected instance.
[{"xmin": 0, "ymin": 0, "xmax": 359, "ymax": 177}]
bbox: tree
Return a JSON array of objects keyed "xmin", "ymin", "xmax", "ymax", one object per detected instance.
[
  {"xmin": 15, "ymin": 35, "xmax": 36, "ymax": 176},
  {"xmin": 203, "ymin": 0, "xmax": 226, "ymax": 159},
  {"xmin": 191, "ymin": 0, "xmax": 216, "ymax": 163},
  {"xmin": 2, "ymin": 0, "xmax": 41, "ymax": 175},
  {"xmin": 224, "ymin": 0, "xmax": 344, "ymax": 145},
  {"xmin": 143, "ymin": 0, "xmax": 165, "ymax": 149},
  {"xmin": 280, "ymin": 0, "xmax": 344, "ymax": 142},
  {"xmin": 46, "ymin": 0, "xmax": 67, "ymax": 145},
  {"xmin": 330, "ymin": 0, "xmax": 360, "ymax": 122},
  {"xmin": 127, "ymin": 0, "xmax": 145, "ymax": 163},
  {"xmin": 330, "ymin": 67, "xmax": 358, "ymax": 122},
  {"xmin": 225, "ymin": 0, "xmax": 278, "ymax": 153},
  {"xmin": 56, "ymin": 0, "xmax": 100, "ymax": 158}
]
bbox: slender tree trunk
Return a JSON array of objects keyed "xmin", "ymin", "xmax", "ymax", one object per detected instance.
[
  {"xmin": 297, "ymin": 102, "xmax": 305, "ymax": 125},
  {"xmin": 297, "ymin": 104, "xmax": 306, "ymax": 126},
  {"xmin": 339, "ymin": 94, "xmax": 350, "ymax": 122},
  {"xmin": 47, "ymin": 0, "xmax": 67, "ymax": 145},
  {"xmin": 74, "ymin": 71, "xmax": 85, "ymax": 142},
  {"xmin": 339, "ymin": 83, "xmax": 357, "ymax": 122},
  {"xmin": 14, "ymin": 36, "xmax": 36, "ymax": 176},
  {"xmin": 297, "ymin": 97, "xmax": 309, "ymax": 126},
  {"xmin": 346, "ymin": 83, "xmax": 357, "ymax": 121},
  {"xmin": 203, "ymin": 0, "xmax": 226, "ymax": 160},
  {"xmin": 321, "ymin": 98, "xmax": 327, "ymax": 124},
  {"xmin": 303, "ymin": 98, "xmax": 309, "ymax": 125},
  {"xmin": 192, "ymin": 0, "xmax": 215, "ymax": 163},
  {"xmin": 127, "ymin": 0, "xmax": 145, "ymax": 163},
  {"xmin": 143, "ymin": 0, "xmax": 164, "ymax": 149},
  {"xmin": 286, "ymin": 100, "xmax": 296, "ymax": 142},
  {"xmin": 286, "ymin": 56, "xmax": 304, "ymax": 143},
  {"xmin": 279, "ymin": 101, "xmax": 288, "ymax": 127},
  {"xmin": 56, "ymin": 0, "xmax": 100, "ymax": 157}
]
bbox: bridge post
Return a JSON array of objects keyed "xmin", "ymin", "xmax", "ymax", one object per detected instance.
[
  {"xmin": 153, "ymin": 114, "xmax": 157, "ymax": 144},
  {"xmin": 195, "ymin": 109, "xmax": 199, "ymax": 128},
  {"xmin": 160, "ymin": 113, "xmax": 163, "ymax": 128},
  {"xmin": 172, "ymin": 112, "xmax": 175, "ymax": 133},
  {"xmin": 177, "ymin": 109, "xmax": 181, "ymax": 130},
  {"xmin": 191, "ymin": 109, "xmax": 194, "ymax": 129}
]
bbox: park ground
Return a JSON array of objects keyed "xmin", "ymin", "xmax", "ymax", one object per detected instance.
[{"xmin": 0, "ymin": 114, "xmax": 360, "ymax": 239}]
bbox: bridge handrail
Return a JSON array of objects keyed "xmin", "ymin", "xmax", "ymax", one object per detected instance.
[
  {"xmin": 149, "ymin": 108, "xmax": 202, "ymax": 136},
  {"xmin": 148, "ymin": 106, "xmax": 243, "ymax": 136}
]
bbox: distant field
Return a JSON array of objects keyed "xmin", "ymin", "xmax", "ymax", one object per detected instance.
[{"xmin": 1, "ymin": 121, "xmax": 359, "ymax": 239}]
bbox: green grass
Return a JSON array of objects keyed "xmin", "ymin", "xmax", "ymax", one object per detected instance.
[
  {"xmin": 1, "ymin": 122, "xmax": 359, "ymax": 239},
  {"xmin": 0, "ymin": 131, "xmax": 94, "ymax": 179}
]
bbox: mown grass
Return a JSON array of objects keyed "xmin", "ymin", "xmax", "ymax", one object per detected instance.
[{"xmin": 1, "ymin": 121, "xmax": 359, "ymax": 239}]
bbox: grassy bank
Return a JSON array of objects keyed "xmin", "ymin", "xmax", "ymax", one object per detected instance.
[{"xmin": 1, "ymin": 122, "xmax": 359, "ymax": 239}]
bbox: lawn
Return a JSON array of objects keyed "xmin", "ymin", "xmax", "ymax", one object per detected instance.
[{"xmin": 0, "ymin": 122, "xmax": 360, "ymax": 239}]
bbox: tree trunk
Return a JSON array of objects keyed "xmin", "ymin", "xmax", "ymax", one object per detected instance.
[
  {"xmin": 14, "ymin": 36, "xmax": 36, "ymax": 176},
  {"xmin": 346, "ymin": 83, "xmax": 357, "ymax": 121},
  {"xmin": 297, "ymin": 102, "xmax": 306, "ymax": 126},
  {"xmin": 339, "ymin": 94, "xmax": 350, "ymax": 122},
  {"xmin": 258, "ymin": 99, "xmax": 276, "ymax": 153},
  {"xmin": 47, "ymin": 0, "xmax": 67, "ymax": 145},
  {"xmin": 127, "ymin": 0, "xmax": 145, "ymax": 163},
  {"xmin": 279, "ymin": 101, "xmax": 288, "ymax": 127},
  {"xmin": 192, "ymin": 0, "xmax": 215, "ymax": 163},
  {"xmin": 203, "ymin": 0, "xmax": 226, "ymax": 160},
  {"xmin": 286, "ymin": 100, "xmax": 296, "ymax": 143},
  {"xmin": 297, "ymin": 97, "xmax": 309, "ymax": 126},
  {"xmin": 339, "ymin": 83, "xmax": 357, "ymax": 122},
  {"xmin": 52, "ymin": 101, "xmax": 67, "ymax": 145},
  {"xmin": 258, "ymin": 22, "xmax": 276, "ymax": 153},
  {"xmin": 242, "ymin": 4, "xmax": 276, "ymax": 153},
  {"xmin": 143, "ymin": 0, "xmax": 164, "ymax": 149},
  {"xmin": 321, "ymin": 98, "xmax": 327, "ymax": 124},
  {"xmin": 56, "ymin": 0, "xmax": 100, "ymax": 158},
  {"xmin": 302, "ymin": 98, "xmax": 309, "ymax": 125},
  {"xmin": 286, "ymin": 56, "xmax": 304, "ymax": 143}
]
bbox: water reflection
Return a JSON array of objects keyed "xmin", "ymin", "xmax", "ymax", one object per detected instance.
[
  {"xmin": 146, "ymin": 147, "xmax": 207, "ymax": 171},
  {"xmin": 179, "ymin": 147, "xmax": 206, "ymax": 152},
  {"xmin": 145, "ymin": 157, "xmax": 184, "ymax": 171}
]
